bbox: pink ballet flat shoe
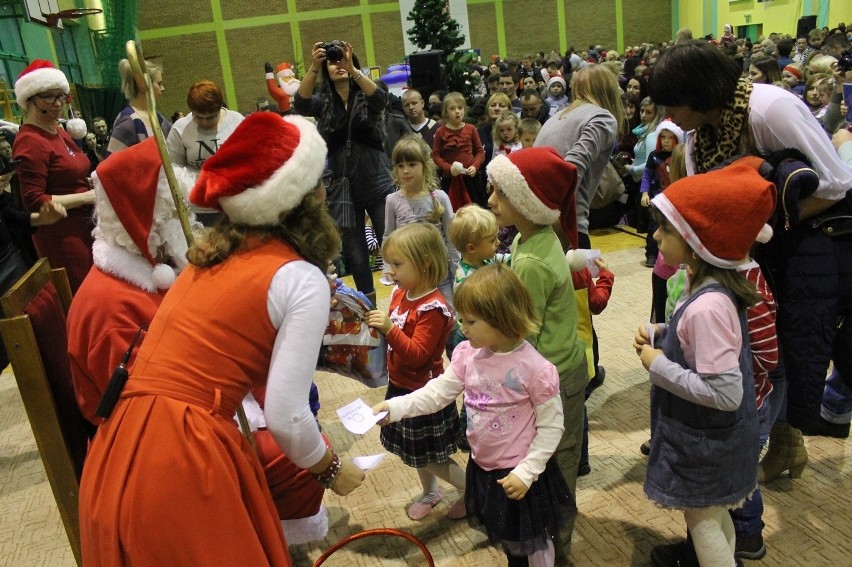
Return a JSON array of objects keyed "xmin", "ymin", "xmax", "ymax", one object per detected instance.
[
  {"xmin": 407, "ymin": 490, "xmax": 443, "ymax": 520},
  {"xmin": 447, "ymin": 497, "xmax": 467, "ymax": 520}
]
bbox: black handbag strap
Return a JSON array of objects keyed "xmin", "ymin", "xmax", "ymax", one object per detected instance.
[{"xmin": 340, "ymin": 96, "xmax": 357, "ymax": 178}]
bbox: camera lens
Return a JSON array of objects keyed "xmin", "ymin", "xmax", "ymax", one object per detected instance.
[{"xmin": 326, "ymin": 43, "xmax": 343, "ymax": 63}]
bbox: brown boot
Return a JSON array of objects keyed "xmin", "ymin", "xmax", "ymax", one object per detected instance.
[{"xmin": 758, "ymin": 422, "xmax": 808, "ymax": 484}]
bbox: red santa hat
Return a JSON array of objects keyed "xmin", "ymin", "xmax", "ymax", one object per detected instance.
[
  {"xmin": 191, "ymin": 113, "xmax": 326, "ymax": 226},
  {"xmin": 486, "ymin": 147, "xmax": 578, "ymax": 226},
  {"xmin": 276, "ymin": 62, "xmax": 294, "ymax": 78},
  {"xmin": 15, "ymin": 60, "xmax": 69, "ymax": 111},
  {"xmin": 93, "ymin": 138, "xmax": 177, "ymax": 289},
  {"xmin": 651, "ymin": 162, "xmax": 777, "ymax": 269}
]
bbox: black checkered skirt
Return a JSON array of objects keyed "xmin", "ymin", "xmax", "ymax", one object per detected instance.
[{"xmin": 380, "ymin": 382, "xmax": 461, "ymax": 468}]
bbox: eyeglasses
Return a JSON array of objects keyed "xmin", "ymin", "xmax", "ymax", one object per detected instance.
[
  {"xmin": 322, "ymin": 170, "xmax": 333, "ymax": 187},
  {"xmin": 34, "ymin": 93, "xmax": 70, "ymax": 104}
]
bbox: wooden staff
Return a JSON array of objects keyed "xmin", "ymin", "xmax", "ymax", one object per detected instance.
[{"xmin": 124, "ymin": 40, "xmax": 256, "ymax": 451}]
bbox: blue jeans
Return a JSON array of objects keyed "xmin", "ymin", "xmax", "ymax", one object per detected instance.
[
  {"xmin": 731, "ymin": 402, "xmax": 770, "ymax": 537},
  {"xmin": 822, "ymin": 367, "xmax": 852, "ymax": 424}
]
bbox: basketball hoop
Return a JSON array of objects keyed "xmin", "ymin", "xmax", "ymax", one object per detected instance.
[{"xmin": 42, "ymin": 8, "xmax": 102, "ymax": 28}]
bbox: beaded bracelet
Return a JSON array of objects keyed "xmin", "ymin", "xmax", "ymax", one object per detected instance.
[{"xmin": 312, "ymin": 452, "xmax": 341, "ymax": 489}]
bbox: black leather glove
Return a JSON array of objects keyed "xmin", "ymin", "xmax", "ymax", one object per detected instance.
[{"xmin": 264, "ymin": 62, "xmax": 273, "ymax": 74}]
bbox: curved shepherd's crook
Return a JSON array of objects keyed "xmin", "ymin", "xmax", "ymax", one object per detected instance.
[{"xmin": 125, "ymin": 40, "xmax": 256, "ymax": 451}]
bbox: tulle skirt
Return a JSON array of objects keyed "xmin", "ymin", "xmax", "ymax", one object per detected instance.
[{"xmin": 465, "ymin": 457, "xmax": 575, "ymax": 556}]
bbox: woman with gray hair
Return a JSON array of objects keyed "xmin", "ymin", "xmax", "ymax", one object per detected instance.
[{"xmin": 105, "ymin": 58, "xmax": 172, "ymax": 156}]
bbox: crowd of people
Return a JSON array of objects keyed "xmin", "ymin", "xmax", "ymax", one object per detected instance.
[{"xmin": 0, "ymin": 19, "xmax": 851, "ymax": 567}]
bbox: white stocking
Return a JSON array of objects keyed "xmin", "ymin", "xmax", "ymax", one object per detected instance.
[{"xmin": 683, "ymin": 507, "xmax": 737, "ymax": 567}]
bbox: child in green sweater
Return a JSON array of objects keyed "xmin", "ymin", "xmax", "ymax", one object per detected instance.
[{"xmin": 486, "ymin": 147, "xmax": 588, "ymax": 563}]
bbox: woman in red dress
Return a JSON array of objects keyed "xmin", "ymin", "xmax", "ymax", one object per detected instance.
[{"xmin": 13, "ymin": 60, "xmax": 94, "ymax": 292}]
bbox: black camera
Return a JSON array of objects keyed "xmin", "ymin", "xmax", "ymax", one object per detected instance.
[
  {"xmin": 320, "ymin": 40, "xmax": 345, "ymax": 63},
  {"xmin": 838, "ymin": 50, "xmax": 852, "ymax": 73}
]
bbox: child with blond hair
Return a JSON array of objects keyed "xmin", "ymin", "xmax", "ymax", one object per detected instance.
[
  {"xmin": 518, "ymin": 118, "xmax": 542, "ymax": 149},
  {"xmin": 432, "ymin": 92, "xmax": 486, "ymax": 208},
  {"xmin": 385, "ymin": 134, "xmax": 459, "ymax": 305},
  {"xmin": 375, "ymin": 264, "xmax": 574, "ymax": 567},
  {"xmin": 366, "ymin": 223, "xmax": 465, "ymax": 521}
]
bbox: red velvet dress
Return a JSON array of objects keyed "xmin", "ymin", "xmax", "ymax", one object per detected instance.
[
  {"xmin": 79, "ymin": 240, "xmax": 301, "ymax": 566},
  {"xmin": 13, "ymin": 124, "xmax": 94, "ymax": 292}
]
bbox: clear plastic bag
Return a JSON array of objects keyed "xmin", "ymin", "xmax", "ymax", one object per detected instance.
[{"xmin": 318, "ymin": 280, "xmax": 388, "ymax": 388}]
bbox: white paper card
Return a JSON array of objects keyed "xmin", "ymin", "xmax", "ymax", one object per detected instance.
[
  {"xmin": 337, "ymin": 398, "xmax": 387, "ymax": 435},
  {"xmin": 585, "ymin": 249, "xmax": 602, "ymax": 278},
  {"xmin": 646, "ymin": 322, "xmax": 656, "ymax": 349},
  {"xmin": 352, "ymin": 453, "xmax": 386, "ymax": 471}
]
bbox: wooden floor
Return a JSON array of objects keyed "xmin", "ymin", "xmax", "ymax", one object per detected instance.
[{"xmin": 1, "ymin": 227, "xmax": 850, "ymax": 566}]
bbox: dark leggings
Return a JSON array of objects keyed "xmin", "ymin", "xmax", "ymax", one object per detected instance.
[
  {"xmin": 339, "ymin": 193, "xmax": 389, "ymax": 294},
  {"xmin": 329, "ymin": 144, "xmax": 394, "ymax": 295}
]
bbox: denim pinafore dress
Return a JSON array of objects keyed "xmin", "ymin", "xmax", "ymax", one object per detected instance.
[{"xmin": 644, "ymin": 283, "xmax": 759, "ymax": 509}]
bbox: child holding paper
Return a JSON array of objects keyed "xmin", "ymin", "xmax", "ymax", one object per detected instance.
[
  {"xmin": 374, "ymin": 264, "xmax": 574, "ymax": 567},
  {"xmin": 365, "ymin": 222, "xmax": 465, "ymax": 521}
]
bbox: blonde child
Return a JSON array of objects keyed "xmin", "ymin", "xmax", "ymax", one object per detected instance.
[
  {"xmin": 374, "ymin": 264, "xmax": 574, "ymax": 567},
  {"xmin": 385, "ymin": 134, "xmax": 460, "ymax": 306},
  {"xmin": 803, "ymin": 73, "xmax": 833, "ymax": 121},
  {"xmin": 486, "ymin": 147, "xmax": 586, "ymax": 563},
  {"xmin": 448, "ymin": 204, "xmax": 510, "ymax": 289},
  {"xmin": 366, "ymin": 223, "xmax": 465, "ymax": 521},
  {"xmin": 635, "ymin": 163, "xmax": 771, "ymax": 567},
  {"xmin": 492, "ymin": 110, "xmax": 523, "ymax": 157},
  {"xmin": 432, "ymin": 92, "xmax": 486, "ymax": 208},
  {"xmin": 446, "ymin": 204, "xmax": 511, "ymax": 447},
  {"xmin": 518, "ymin": 118, "xmax": 542, "ymax": 149}
]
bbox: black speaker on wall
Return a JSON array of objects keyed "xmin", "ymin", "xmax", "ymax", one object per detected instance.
[
  {"xmin": 796, "ymin": 15, "xmax": 818, "ymax": 38},
  {"xmin": 409, "ymin": 50, "xmax": 446, "ymax": 101}
]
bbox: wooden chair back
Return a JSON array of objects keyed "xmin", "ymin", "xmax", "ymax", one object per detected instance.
[{"xmin": 0, "ymin": 258, "xmax": 92, "ymax": 567}]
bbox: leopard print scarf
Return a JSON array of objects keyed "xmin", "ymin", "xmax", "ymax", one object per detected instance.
[{"xmin": 693, "ymin": 79, "xmax": 752, "ymax": 173}]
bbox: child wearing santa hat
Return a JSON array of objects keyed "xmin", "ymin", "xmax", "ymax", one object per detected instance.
[
  {"xmin": 634, "ymin": 161, "xmax": 775, "ymax": 567},
  {"xmin": 486, "ymin": 146, "xmax": 587, "ymax": 563}
]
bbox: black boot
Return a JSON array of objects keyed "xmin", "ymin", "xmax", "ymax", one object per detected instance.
[{"xmin": 800, "ymin": 417, "xmax": 850, "ymax": 439}]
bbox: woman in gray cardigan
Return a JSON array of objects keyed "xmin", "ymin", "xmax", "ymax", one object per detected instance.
[{"xmin": 534, "ymin": 65, "xmax": 625, "ymax": 251}]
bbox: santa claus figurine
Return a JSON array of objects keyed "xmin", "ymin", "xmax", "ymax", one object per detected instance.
[{"xmin": 265, "ymin": 61, "xmax": 300, "ymax": 114}]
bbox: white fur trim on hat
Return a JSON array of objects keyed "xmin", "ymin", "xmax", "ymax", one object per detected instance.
[
  {"xmin": 14, "ymin": 65, "xmax": 69, "ymax": 111},
  {"xmin": 92, "ymin": 240, "xmax": 173, "ymax": 293},
  {"xmin": 652, "ymin": 193, "xmax": 740, "ymax": 269},
  {"xmin": 218, "ymin": 115, "xmax": 326, "ymax": 226},
  {"xmin": 487, "ymin": 154, "xmax": 560, "ymax": 225},
  {"xmin": 655, "ymin": 119, "xmax": 684, "ymax": 144}
]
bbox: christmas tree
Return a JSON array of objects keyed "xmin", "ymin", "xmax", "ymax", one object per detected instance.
[
  {"xmin": 406, "ymin": 0, "xmax": 479, "ymax": 101},
  {"xmin": 406, "ymin": 0, "xmax": 465, "ymax": 56}
]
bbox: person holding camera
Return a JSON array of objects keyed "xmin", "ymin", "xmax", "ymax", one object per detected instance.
[{"xmin": 294, "ymin": 40, "xmax": 393, "ymax": 305}]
